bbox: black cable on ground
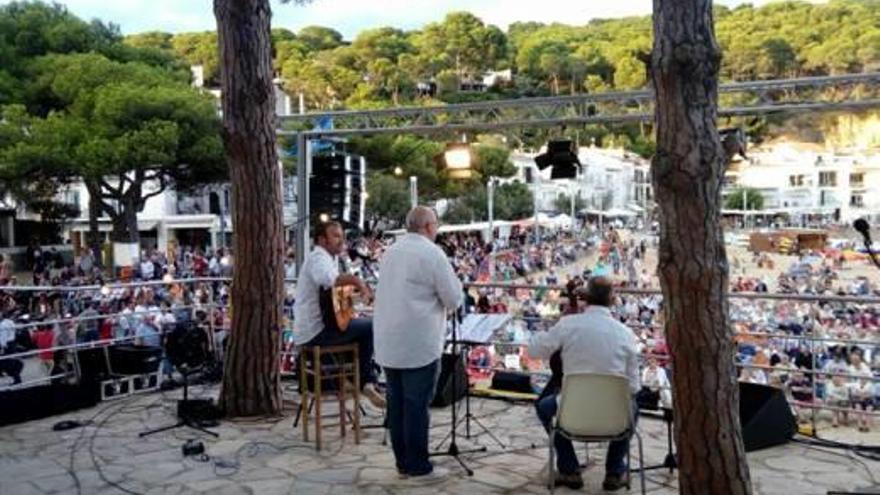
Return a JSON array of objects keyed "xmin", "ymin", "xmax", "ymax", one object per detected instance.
[{"xmin": 791, "ymin": 436, "xmax": 880, "ymax": 485}]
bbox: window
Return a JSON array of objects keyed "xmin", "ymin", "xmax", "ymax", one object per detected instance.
[
  {"xmin": 851, "ymin": 194, "xmax": 864, "ymax": 207},
  {"xmin": 850, "ymin": 173, "xmax": 865, "ymax": 187},
  {"xmin": 789, "ymin": 175, "xmax": 805, "ymax": 187},
  {"xmin": 819, "ymin": 171, "xmax": 837, "ymax": 187}
]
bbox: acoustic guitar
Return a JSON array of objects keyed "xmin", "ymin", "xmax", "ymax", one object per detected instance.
[{"xmin": 319, "ymin": 285, "xmax": 355, "ymax": 333}]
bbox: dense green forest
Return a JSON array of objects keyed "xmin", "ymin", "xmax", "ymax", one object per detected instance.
[
  {"xmin": 1, "ymin": 1, "xmax": 878, "ymax": 229},
  {"xmin": 118, "ymin": 1, "xmax": 880, "ymax": 109}
]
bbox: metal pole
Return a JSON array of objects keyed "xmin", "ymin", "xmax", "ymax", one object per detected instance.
[
  {"xmin": 533, "ymin": 167, "xmax": 540, "ymax": 244},
  {"xmin": 488, "ymin": 178, "xmax": 495, "ymax": 280},
  {"xmin": 295, "ymin": 133, "xmax": 310, "ymax": 272},
  {"xmin": 570, "ymin": 184, "xmax": 576, "ymax": 232},
  {"xmin": 409, "ymin": 176, "xmax": 418, "ymax": 209}
]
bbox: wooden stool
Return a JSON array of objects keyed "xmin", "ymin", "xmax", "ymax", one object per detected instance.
[{"xmin": 297, "ymin": 343, "xmax": 361, "ymax": 451}]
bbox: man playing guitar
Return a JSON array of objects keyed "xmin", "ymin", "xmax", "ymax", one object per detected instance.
[{"xmin": 293, "ymin": 221, "xmax": 385, "ymax": 408}]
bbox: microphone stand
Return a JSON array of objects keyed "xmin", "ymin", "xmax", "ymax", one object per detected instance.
[
  {"xmin": 429, "ymin": 311, "xmax": 485, "ymax": 476},
  {"xmin": 862, "ymin": 238, "xmax": 880, "ymax": 271}
]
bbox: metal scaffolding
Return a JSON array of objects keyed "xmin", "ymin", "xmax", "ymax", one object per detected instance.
[
  {"xmin": 287, "ymin": 72, "xmax": 880, "ymax": 269},
  {"xmin": 279, "ymin": 72, "xmax": 880, "ymax": 137}
]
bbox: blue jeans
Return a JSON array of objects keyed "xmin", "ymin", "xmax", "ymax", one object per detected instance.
[
  {"xmin": 536, "ymin": 393, "xmax": 636, "ymax": 476},
  {"xmin": 305, "ymin": 318, "xmax": 376, "ymax": 385},
  {"xmin": 384, "ymin": 360, "xmax": 441, "ymax": 476}
]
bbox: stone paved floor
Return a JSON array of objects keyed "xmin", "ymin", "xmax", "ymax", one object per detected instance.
[{"xmin": 0, "ymin": 384, "xmax": 877, "ymax": 495}]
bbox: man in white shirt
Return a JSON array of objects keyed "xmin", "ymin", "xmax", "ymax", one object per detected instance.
[
  {"xmin": 374, "ymin": 206, "xmax": 462, "ymax": 479},
  {"xmin": 528, "ymin": 277, "xmax": 640, "ymax": 491},
  {"xmin": 293, "ymin": 221, "xmax": 384, "ymax": 408}
]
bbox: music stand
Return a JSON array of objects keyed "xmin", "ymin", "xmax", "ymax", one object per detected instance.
[
  {"xmin": 433, "ymin": 339, "xmax": 506, "ymax": 450},
  {"xmin": 139, "ymin": 323, "xmax": 219, "ymax": 438},
  {"xmin": 429, "ymin": 314, "xmax": 486, "ymax": 476}
]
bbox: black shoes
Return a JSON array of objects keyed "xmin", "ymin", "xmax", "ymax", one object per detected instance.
[
  {"xmin": 602, "ymin": 473, "xmax": 629, "ymax": 491},
  {"xmin": 554, "ymin": 471, "xmax": 584, "ymax": 489}
]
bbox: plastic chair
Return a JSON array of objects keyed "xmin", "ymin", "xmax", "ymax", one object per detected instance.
[{"xmin": 548, "ymin": 373, "xmax": 646, "ymax": 494}]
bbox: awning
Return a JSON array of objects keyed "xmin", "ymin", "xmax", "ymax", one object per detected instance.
[
  {"xmin": 163, "ymin": 214, "xmax": 218, "ymax": 230},
  {"xmin": 69, "ymin": 220, "xmax": 159, "ymax": 232}
]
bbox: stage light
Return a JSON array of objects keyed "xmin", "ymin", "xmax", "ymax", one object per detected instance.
[
  {"xmin": 100, "ymin": 285, "xmax": 111, "ymax": 297},
  {"xmin": 319, "ymin": 213, "xmax": 330, "ymax": 223},
  {"xmin": 535, "ymin": 139, "xmax": 581, "ymax": 179},
  {"xmin": 393, "ymin": 166, "xmax": 403, "ymax": 176},
  {"xmin": 443, "ymin": 143, "xmax": 473, "ymax": 180},
  {"xmin": 220, "ymin": 256, "xmax": 231, "ymax": 267}
]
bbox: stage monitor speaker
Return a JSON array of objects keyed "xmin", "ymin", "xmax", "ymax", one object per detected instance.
[
  {"xmin": 109, "ymin": 345, "xmax": 162, "ymax": 375},
  {"xmin": 76, "ymin": 347, "xmax": 111, "ymax": 384},
  {"xmin": 0, "ymin": 383, "xmax": 99, "ymax": 427},
  {"xmin": 739, "ymin": 382, "xmax": 796, "ymax": 452},
  {"xmin": 431, "ymin": 353, "xmax": 467, "ymax": 408},
  {"xmin": 491, "ymin": 371, "xmax": 533, "ymax": 394}
]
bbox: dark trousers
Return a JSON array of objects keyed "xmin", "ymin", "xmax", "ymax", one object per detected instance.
[
  {"xmin": 385, "ymin": 360, "xmax": 441, "ymax": 476},
  {"xmin": 536, "ymin": 393, "xmax": 636, "ymax": 476},
  {"xmin": 305, "ymin": 318, "xmax": 376, "ymax": 385}
]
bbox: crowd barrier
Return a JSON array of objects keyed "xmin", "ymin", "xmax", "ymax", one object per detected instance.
[{"xmin": 1, "ymin": 279, "xmax": 877, "ymax": 426}]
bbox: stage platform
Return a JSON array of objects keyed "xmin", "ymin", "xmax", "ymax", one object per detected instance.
[{"xmin": 0, "ymin": 384, "xmax": 877, "ymax": 494}]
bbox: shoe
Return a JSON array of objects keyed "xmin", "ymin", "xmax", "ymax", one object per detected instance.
[
  {"xmin": 362, "ymin": 383, "xmax": 386, "ymax": 409},
  {"xmin": 602, "ymin": 473, "xmax": 629, "ymax": 491},
  {"xmin": 553, "ymin": 472, "xmax": 584, "ymax": 490},
  {"xmin": 409, "ymin": 466, "xmax": 448, "ymax": 482}
]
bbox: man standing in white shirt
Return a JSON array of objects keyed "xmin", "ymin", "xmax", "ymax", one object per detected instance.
[
  {"xmin": 374, "ymin": 207, "xmax": 463, "ymax": 479},
  {"xmin": 293, "ymin": 221, "xmax": 385, "ymax": 408},
  {"xmin": 529, "ymin": 277, "xmax": 640, "ymax": 491}
]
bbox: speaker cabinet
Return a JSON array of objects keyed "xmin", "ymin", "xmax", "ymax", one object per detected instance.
[{"xmin": 739, "ymin": 382, "xmax": 796, "ymax": 452}]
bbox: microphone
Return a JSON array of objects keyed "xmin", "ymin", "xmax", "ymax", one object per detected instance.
[{"xmin": 854, "ymin": 218, "xmax": 872, "ymax": 244}]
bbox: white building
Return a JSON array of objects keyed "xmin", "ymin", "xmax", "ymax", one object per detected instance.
[
  {"xmin": 723, "ymin": 143, "xmax": 880, "ymax": 223},
  {"xmin": 508, "ymin": 147, "xmax": 652, "ymax": 215},
  {"xmin": 58, "ymin": 179, "xmax": 232, "ymax": 255}
]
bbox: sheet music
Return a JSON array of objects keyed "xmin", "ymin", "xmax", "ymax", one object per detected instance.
[{"xmin": 452, "ymin": 314, "xmax": 513, "ymax": 344}]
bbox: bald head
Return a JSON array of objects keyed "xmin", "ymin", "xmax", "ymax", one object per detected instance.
[
  {"xmin": 585, "ymin": 276, "xmax": 614, "ymax": 307},
  {"xmin": 406, "ymin": 206, "xmax": 438, "ymax": 240}
]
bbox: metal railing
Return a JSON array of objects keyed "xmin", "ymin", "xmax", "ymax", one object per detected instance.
[{"xmin": 2, "ymin": 279, "xmax": 877, "ymax": 428}]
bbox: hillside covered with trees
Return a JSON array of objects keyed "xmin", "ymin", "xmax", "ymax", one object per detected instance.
[
  {"xmin": 121, "ymin": 1, "xmax": 880, "ymax": 108},
  {"xmin": 2, "ymin": 1, "xmax": 878, "ymax": 229}
]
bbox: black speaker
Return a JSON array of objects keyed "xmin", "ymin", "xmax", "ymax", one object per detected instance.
[
  {"xmin": 0, "ymin": 383, "xmax": 99, "ymax": 426},
  {"xmin": 76, "ymin": 347, "xmax": 110, "ymax": 384},
  {"xmin": 491, "ymin": 370, "xmax": 533, "ymax": 394},
  {"xmin": 739, "ymin": 382, "xmax": 796, "ymax": 452},
  {"xmin": 109, "ymin": 345, "xmax": 162, "ymax": 375},
  {"xmin": 431, "ymin": 353, "xmax": 467, "ymax": 408}
]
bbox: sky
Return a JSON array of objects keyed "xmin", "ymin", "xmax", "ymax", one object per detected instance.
[{"xmin": 1, "ymin": 0, "xmax": 816, "ymax": 38}]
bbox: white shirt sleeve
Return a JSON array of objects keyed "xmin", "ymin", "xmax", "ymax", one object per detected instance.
[
  {"xmin": 625, "ymin": 332, "xmax": 641, "ymax": 394},
  {"xmin": 310, "ymin": 252, "xmax": 338, "ymax": 289},
  {"xmin": 433, "ymin": 249, "xmax": 463, "ymax": 310},
  {"xmin": 528, "ymin": 318, "xmax": 565, "ymax": 360}
]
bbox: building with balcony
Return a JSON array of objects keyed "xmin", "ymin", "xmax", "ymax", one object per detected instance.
[
  {"xmin": 508, "ymin": 147, "xmax": 652, "ymax": 217},
  {"xmin": 722, "ymin": 142, "xmax": 880, "ymax": 223}
]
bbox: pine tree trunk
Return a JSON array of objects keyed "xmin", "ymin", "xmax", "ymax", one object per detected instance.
[
  {"xmin": 214, "ymin": 0, "xmax": 284, "ymax": 417},
  {"xmin": 85, "ymin": 182, "xmax": 103, "ymax": 267},
  {"xmin": 649, "ymin": 1, "xmax": 752, "ymax": 493}
]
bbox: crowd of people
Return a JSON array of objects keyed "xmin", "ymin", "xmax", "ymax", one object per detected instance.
[{"xmin": 1, "ymin": 221, "xmax": 878, "ymax": 437}]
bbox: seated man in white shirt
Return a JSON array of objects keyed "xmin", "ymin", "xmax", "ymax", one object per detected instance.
[
  {"xmin": 529, "ymin": 277, "xmax": 640, "ymax": 491},
  {"xmin": 293, "ymin": 221, "xmax": 384, "ymax": 408}
]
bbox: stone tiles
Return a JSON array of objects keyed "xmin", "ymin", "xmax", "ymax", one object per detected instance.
[{"xmin": 0, "ymin": 384, "xmax": 877, "ymax": 494}]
